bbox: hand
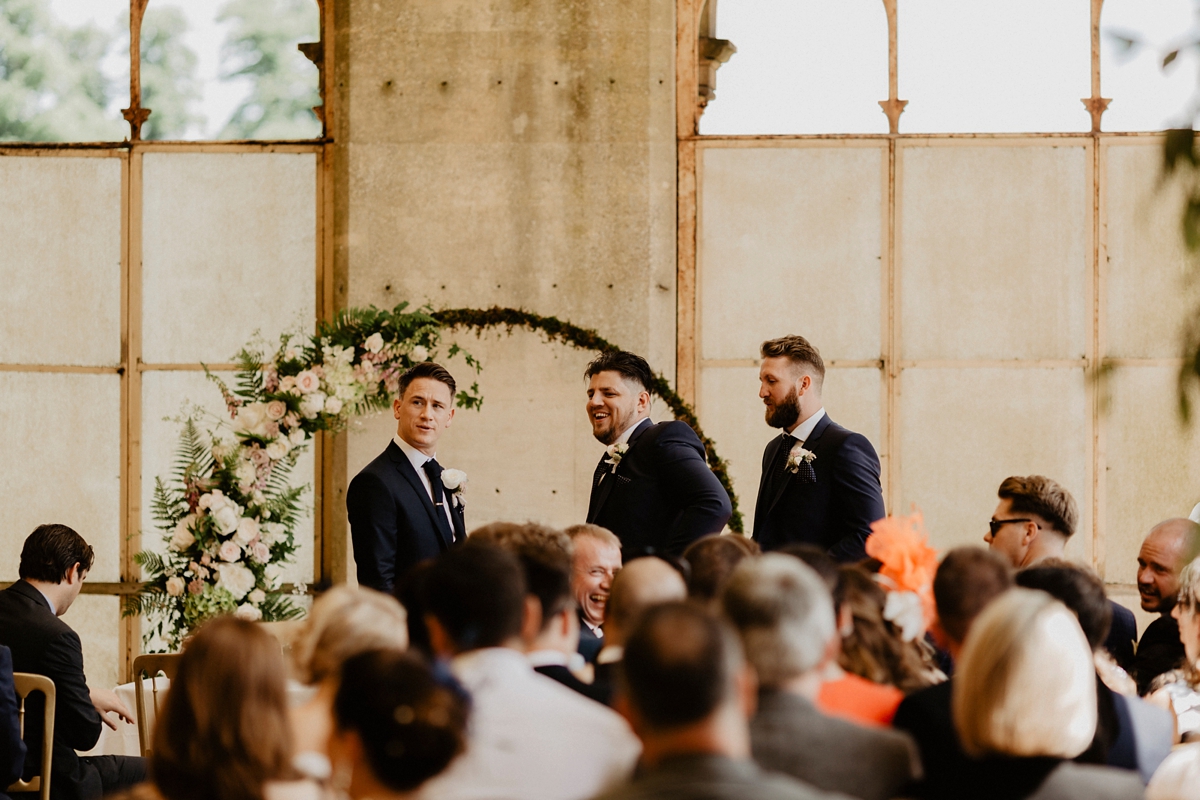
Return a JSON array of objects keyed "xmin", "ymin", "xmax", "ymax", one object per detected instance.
[{"xmin": 89, "ymin": 687, "xmax": 135, "ymax": 730}]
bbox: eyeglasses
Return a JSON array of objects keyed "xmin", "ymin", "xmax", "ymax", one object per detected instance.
[{"xmin": 987, "ymin": 518, "xmax": 1039, "ymax": 536}]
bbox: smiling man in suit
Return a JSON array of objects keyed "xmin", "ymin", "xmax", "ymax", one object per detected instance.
[
  {"xmin": 752, "ymin": 335, "xmax": 885, "ymax": 562},
  {"xmin": 585, "ymin": 351, "xmax": 731, "ymax": 558},
  {"xmin": 347, "ymin": 361, "xmax": 466, "ymax": 593}
]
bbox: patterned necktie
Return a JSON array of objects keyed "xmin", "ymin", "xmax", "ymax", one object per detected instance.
[
  {"xmin": 593, "ymin": 452, "xmax": 610, "ymax": 488},
  {"xmin": 771, "ymin": 432, "xmax": 795, "ymax": 490},
  {"xmin": 422, "ymin": 458, "xmax": 453, "ymax": 540}
]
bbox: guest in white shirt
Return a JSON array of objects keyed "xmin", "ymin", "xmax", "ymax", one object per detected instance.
[{"xmin": 418, "ymin": 541, "xmax": 641, "ymax": 800}]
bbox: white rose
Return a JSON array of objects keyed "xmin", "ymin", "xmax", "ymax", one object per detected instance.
[
  {"xmin": 251, "ymin": 490, "xmax": 266, "ymax": 506},
  {"xmin": 299, "ymin": 391, "xmax": 326, "ymax": 419},
  {"xmin": 289, "ymin": 428, "xmax": 307, "ymax": 446},
  {"xmin": 295, "ymin": 370, "xmax": 320, "ymax": 394},
  {"xmin": 216, "ymin": 562, "xmax": 257, "ymax": 600},
  {"xmin": 234, "ymin": 603, "xmax": 263, "ymax": 622},
  {"xmin": 324, "ymin": 396, "xmax": 344, "ymax": 415},
  {"xmin": 170, "ymin": 517, "xmax": 196, "ymax": 551},
  {"xmin": 364, "ymin": 332, "xmax": 385, "ymax": 353},
  {"xmin": 260, "ymin": 523, "xmax": 286, "ymax": 545},
  {"xmin": 218, "ymin": 540, "xmax": 243, "ymax": 562},
  {"xmin": 265, "ymin": 438, "xmax": 291, "ymax": 460},
  {"xmin": 441, "ymin": 469, "xmax": 467, "ymax": 491},
  {"xmin": 265, "ymin": 563, "xmax": 286, "ymax": 590},
  {"xmin": 165, "ymin": 576, "xmax": 186, "ymax": 597},
  {"xmin": 234, "ymin": 516, "xmax": 259, "ymax": 546},
  {"xmin": 235, "ymin": 402, "xmax": 272, "ymax": 438},
  {"xmin": 212, "ymin": 504, "xmax": 241, "ymax": 536},
  {"xmin": 411, "ymin": 345, "xmax": 429, "ymax": 362},
  {"xmin": 235, "ymin": 460, "xmax": 258, "ymax": 491},
  {"xmin": 248, "ymin": 588, "xmax": 266, "ymax": 605}
]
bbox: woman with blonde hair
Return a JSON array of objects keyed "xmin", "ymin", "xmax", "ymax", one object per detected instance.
[{"xmin": 949, "ymin": 588, "xmax": 1143, "ymax": 800}]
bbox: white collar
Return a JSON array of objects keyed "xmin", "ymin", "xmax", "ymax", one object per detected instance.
[
  {"xmin": 787, "ymin": 407, "xmax": 826, "ymax": 443},
  {"xmin": 393, "ymin": 434, "xmax": 434, "ymax": 469},
  {"xmin": 34, "ymin": 586, "xmax": 57, "ymax": 616},
  {"xmin": 527, "ymin": 650, "xmax": 572, "ymax": 668},
  {"xmin": 614, "ymin": 416, "xmax": 651, "ymax": 446}
]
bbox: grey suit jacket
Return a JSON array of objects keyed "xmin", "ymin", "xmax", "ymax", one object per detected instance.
[{"xmin": 751, "ymin": 689, "xmax": 920, "ymax": 800}]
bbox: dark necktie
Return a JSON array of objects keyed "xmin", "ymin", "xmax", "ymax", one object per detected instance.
[
  {"xmin": 593, "ymin": 452, "xmax": 610, "ymax": 488},
  {"xmin": 770, "ymin": 432, "xmax": 794, "ymax": 491},
  {"xmin": 422, "ymin": 458, "xmax": 453, "ymax": 540}
]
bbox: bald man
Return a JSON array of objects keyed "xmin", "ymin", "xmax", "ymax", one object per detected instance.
[
  {"xmin": 1134, "ymin": 518, "xmax": 1200, "ymax": 695},
  {"xmin": 593, "ymin": 557, "xmax": 688, "ymax": 705}
]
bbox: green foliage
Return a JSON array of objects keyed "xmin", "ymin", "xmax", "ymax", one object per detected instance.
[
  {"xmin": 217, "ymin": 0, "xmax": 320, "ymax": 140},
  {"xmin": 138, "ymin": 6, "xmax": 202, "ymax": 140}
]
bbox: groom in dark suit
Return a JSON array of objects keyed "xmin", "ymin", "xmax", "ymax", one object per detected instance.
[
  {"xmin": 347, "ymin": 361, "xmax": 466, "ymax": 593},
  {"xmin": 584, "ymin": 351, "xmax": 731, "ymax": 557},
  {"xmin": 752, "ymin": 335, "xmax": 885, "ymax": 561}
]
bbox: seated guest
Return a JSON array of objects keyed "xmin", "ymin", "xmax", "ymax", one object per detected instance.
[
  {"xmin": 817, "ymin": 565, "xmax": 937, "ymax": 726},
  {"xmin": 984, "ymin": 476, "xmax": 1137, "ymax": 674},
  {"xmin": 143, "ymin": 616, "xmax": 308, "ymax": 800},
  {"xmin": 329, "ymin": 649, "xmax": 468, "ymax": 800},
  {"xmin": 893, "ymin": 546, "xmax": 1013, "ymax": 800},
  {"xmin": 2, "ymin": 644, "xmax": 24, "ymax": 794},
  {"xmin": 566, "ymin": 524, "xmax": 623, "ymax": 664},
  {"xmin": 951, "ymin": 589, "xmax": 1144, "ymax": 800},
  {"xmin": 394, "ymin": 560, "xmax": 436, "ymax": 657},
  {"xmin": 471, "ymin": 522, "xmax": 604, "ymax": 702},
  {"xmin": 722, "ymin": 555, "xmax": 920, "ymax": 800},
  {"xmin": 1148, "ymin": 556, "xmax": 1200, "ymax": 740},
  {"xmin": 591, "ymin": 602, "xmax": 841, "ymax": 800},
  {"xmin": 681, "ymin": 534, "xmax": 759, "ymax": 604},
  {"xmin": 0, "ymin": 524, "xmax": 145, "ymax": 800},
  {"xmin": 418, "ymin": 541, "xmax": 639, "ymax": 800},
  {"xmin": 289, "ymin": 585, "xmax": 409, "ymax": 765},
  {"xmin": 593, "ymin": 557, "xmax": 688, "ymax": 703},
  {"xmin": 1017, "ymin": 561, "xmax": 1173, "ymax": 782},
  {"xmin": 1136, "ymin": 519, "xmax": 1200, "ymax": 694}
]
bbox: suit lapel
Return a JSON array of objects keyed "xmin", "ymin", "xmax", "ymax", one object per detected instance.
[
  {"xmin": 767, "ymin": 414, "xmax": 833, "ymax": 516},
  {"xmin": 388, "ymin": 444, "xmax": 454, "ymax": 550},
  {"xmin": 587, "ymin": 418, "xmax": 652, "ymax": 523}
]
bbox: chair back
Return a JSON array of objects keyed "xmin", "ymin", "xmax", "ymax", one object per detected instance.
[
  {"xmin": 132, "ymin": 653, "xmax": 182, "ymax": 759},
  {"xmin": 6, "ymin": 672, "xmax": 55, "ymax": 800}
]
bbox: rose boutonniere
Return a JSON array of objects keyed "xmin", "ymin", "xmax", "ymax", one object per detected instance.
[
  {"xmin": 441, "ymin": 469, "xmax": 467, "ymax": 508},
  {"xmin": 604, "ymin": 442, "xmax": 629, "ymax": 472},
  {"xmin": 786, "ymin": 444, "xmax": 816, "ymax": 473}
]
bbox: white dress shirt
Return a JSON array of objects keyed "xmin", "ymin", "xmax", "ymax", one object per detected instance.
[
  {"xmin": 787, "ymin": 407, "xmax": 826, "ymax": 444},
  {"xmin": 393, "ymin": 434, "xmax": 455, "ymax": 530},
  {"xmin": 613, "ymin": 416, "xmax": 651, "ymax": 447},
  {"xmin": 417, "ymin": 648, "xmax": 640, "ymax": 800}
]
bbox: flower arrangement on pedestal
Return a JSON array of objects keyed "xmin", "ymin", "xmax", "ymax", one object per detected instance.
[{"xmin": 125, "ymin": 303, "xmax": 481, "ymax": 650}]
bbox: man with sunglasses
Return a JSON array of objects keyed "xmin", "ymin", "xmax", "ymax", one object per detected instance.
[{"xmin": 984, "ymin": 475, "xmax": 1137, "ymax": 674}]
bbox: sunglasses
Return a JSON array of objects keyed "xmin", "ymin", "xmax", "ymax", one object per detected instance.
[{"xmin": 987, "ymin": 518, "xmax": 1039, "ymax": 536}]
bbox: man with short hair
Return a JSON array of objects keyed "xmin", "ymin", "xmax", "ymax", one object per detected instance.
[
  {"xmin": 721, "ymin": 555, "xmax": 919, "ymax": 800},
  {"xmin": 893, "ymin": 547, "xmax": 1012, "ymax": 800},
  {"xmin": 584, "ymin": 351, "xmax": 732, "ymax": 557},
  {"xmin": 419, "ymin": 541, "xmax": 639, "ymax": 800},
  {"xmin": 591, "ymin": 602, "xmax": 840, "ymax": 800},
  {"xmin": 0, "ymin": 525, "xmax": 146, "ymax": 800},
  {"xmin": 984, "ymin": 475, "xmax": 1137, "ymax": 672},
  {"xmin": 682, "ymin": 534, "xmax": 760, "ymax": 604},
  {"xmin": 1133, "ymin": 518, "xmax": 1200, "ymax": 694},
  {"xmin": 348, "ymin": 361, "xmax": 466, "ymax": 593},
  {"xmin": 752, "ymin": 335, "xmax": 885, "ymax": 561},
  {"xmin": 567, "ymin": 524, "xmax": 623, "ymax": 664}
]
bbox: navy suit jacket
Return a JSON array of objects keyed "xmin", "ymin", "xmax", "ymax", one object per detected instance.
[
  {"xmin": 0, "ymin": 581, "xmax": 103, "ymax": 800},
  {"xmin": 587, "ymin": 419, "xmax": 732, "ymax": 557},
  {"xmin": 347, "ymin": 440, "xmax": 465, "ymax": 594},
  {"xmin": 1, "ymin": 644, "xmax": 25, "ymax": 788},
  {"xmin": 752, "ymin": 414, "xmax": 886, "ymax": 562}
]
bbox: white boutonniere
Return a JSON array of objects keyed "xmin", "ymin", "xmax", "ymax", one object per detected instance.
[
  {"xmin": 786, "ymin": 444, "xmax": 816, "ymax": 473},
  {"xmin": 604, "ymin": 442, "xmax": 629, "ymax": 472},
  {"xmin": 441, "ymin": 469, "xmax": 467, "ymax": 508}
]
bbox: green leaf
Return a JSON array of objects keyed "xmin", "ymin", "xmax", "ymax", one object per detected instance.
[{"xmin": 1164, "ymin": 49, "xmax": 1180, "ymax": 68}]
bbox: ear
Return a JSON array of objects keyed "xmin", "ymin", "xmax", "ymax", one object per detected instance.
[
  {"xmin": 393, "ymin": 397, "xmax": 403, "ymax": 420},
  {"xmin": 1023, "ymin": 521, "xmax": 1040, "ymax": 547},
  {"xmin": 66, "ymin": 563, "xmax": 84, "ymax": 586},
  {"xmin": 425, "ymin": 614, "xmax": 455, "ymax": 658},
  {"xmin": 520, "ymin": 595, "xmax": 543, "ymax": 646},
  {"xmin": 445, "ymin": 406, "xmax": 456, "ymax": 426},
  {"xmin": 797, "ymin": 373, "xmax": 812, "ymax": 395},
  {"xmin": 636, "ymin": 389, "xmax": 651, "ymax": 414}
]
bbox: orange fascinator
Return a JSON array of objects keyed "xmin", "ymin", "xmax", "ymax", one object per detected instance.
[{"xmin": 865, "ymin": 508, "xmax": 939, "ymax": 640}]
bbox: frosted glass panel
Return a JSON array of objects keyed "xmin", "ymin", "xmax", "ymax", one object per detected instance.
[
  {"xmin": 61, "ymin": 595, "xmax": 120, "ymax": 693},
  {"xmin": 1101, "ymin": 0, "xmax": 1198, "ymax": 132},
  {"xmin": 897, "ymin": 367, "xmax": 1090, "ymax": 560},
  {"xmin": 0, "ymin": 373, "xmax": 122, "ymax": 582},
  {"xmin": 898, "ymin": 0, "xmax": 1091, "ymax": 133},
  {"xmin": 1105, "ymin": 143, "xmax": 1194, "ymax": 359},
  {"xmin": 699, "ymin": 0, "xmax": 889, "ymax": 135},
  {"xmin": 1104, "ymin": 366, "xmax": 1200, "ymax": 585},
  {"xmin": 0, "ymin": 157, "xmax": 121, "ymax": 366},
  {"xmin": 142, "ymin": 152, "xmax": 316, "ymax": 364},
  {"xmin": 899, "ymin": 145, "xmax": 1090, "ymax": 360},
  {"xmin": 699, "ymin": 146, "xmax": 884, "ymax": 361},
  {"xmin": 141, "ymin": 371, "xmax": 314, "ymax": 584}
]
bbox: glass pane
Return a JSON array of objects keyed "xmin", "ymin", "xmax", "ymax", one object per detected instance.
[
  {"xmin": 141, "ymin": 151, "xmax": 316, "ymax": 364},
  {"xmin": 699, "ymin": 0, "xmax": 889, "ymax": 135},
  {"xmin": 138, "ymin": 0, "xmax": 320, "ymax": 140},
  {"xmin": 0, "ymin": 373, "xmax": 122, "ymax": 582},
  {"xmin": 3, "ymin": 0, "xmax": 129, "ymax": 141},
  {"xmin": 1101, "ymin": 0, "xmax": 1198, "ymax": 131},
  {"xmin": 898, "ymin": 0, "xmax": 1091, "ymax": 133}
]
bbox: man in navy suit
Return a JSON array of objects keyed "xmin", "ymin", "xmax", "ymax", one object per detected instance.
[
  {"xmin": 752, "ymin": 335, "xmax": 885, "ymax": 561},
  {"xmin": 584, "ymin": 351, "xmax": 732, "ymax": 558},
  {"xmin": 348, "ymin": 362, "xmax": 466, "ymax": 593}
]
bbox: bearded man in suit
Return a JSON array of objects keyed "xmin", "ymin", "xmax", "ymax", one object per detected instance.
[
  {"xmin": 584, "ymin": 351, "xmax": 731, "ymax": 558},
  {"xmin": 752, "ymin": 335, "xmax": 885, "ymax": 562},
  {"xmin": 347, "ymin": 361, "xmax": 466, "ymax": 593}
]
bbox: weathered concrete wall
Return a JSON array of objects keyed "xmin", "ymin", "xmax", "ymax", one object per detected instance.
[{"xmin": 332, "ymin": 0, "xmax": 677, "ymax": 573}]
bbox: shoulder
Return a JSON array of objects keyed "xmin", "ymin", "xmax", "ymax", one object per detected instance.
[
  {"xmin": 1035, "ymin": 762, "xmax": 1145, "ymax": 800},
  {"xmin": 642, "ymin": 419, "xmax": 701, "ymax": 446},
  {"xmin": 1148, "ymin": 743, "xmax": 1200, "ymax": 799}
]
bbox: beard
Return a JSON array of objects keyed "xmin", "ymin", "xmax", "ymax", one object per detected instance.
[{"xmin": 765, "ymin": 387, "xmax": 801, "ymax": 430}]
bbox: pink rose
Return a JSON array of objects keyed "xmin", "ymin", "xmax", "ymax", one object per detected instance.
[
  {"xmin": 264, "ymin": 421, "xmax": 280, "ymax": 438},
  {"xmin": 250, "ymin": 541, "xmax": 270, "ymax": 563},
  {"xmin": 199, "ymin": 553, "xmax": 212, "ymax": 566},
  {"xmin": 248, "ymin": 447, "xmax": 270, "ymax": 467},
  {"xmin": 265, "ymin": 399, "xmax": 287, "ymax": 421},
  {"xmin": 279, "ymin": 375, "xmax": 297, "ymax": 393},
  {"xmin": 295, "ymin": 370, "xmax": 320, "ymax": 394},
  {"xmin": 263, "ymin": 368, "xmax": 279, "ymax": 392},
  {"xmin": 188, "ymin": 580, "xmax": 204, "ymax": 595},
  {"xmin": 218, "ymin": 540, "xmax": 242, "ymax": 562},
  {"xmin": 283, "ymin": 412, "xmax": 301, "ymax": 430}
]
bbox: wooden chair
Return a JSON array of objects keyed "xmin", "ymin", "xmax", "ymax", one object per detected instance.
[
  {"xmin": 6, "ymin": 673, "xmax": 55, "ymax": 800},
  {"xmin": 131, "ymin": 653, "xmax": 181, "ymax": 759}
]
